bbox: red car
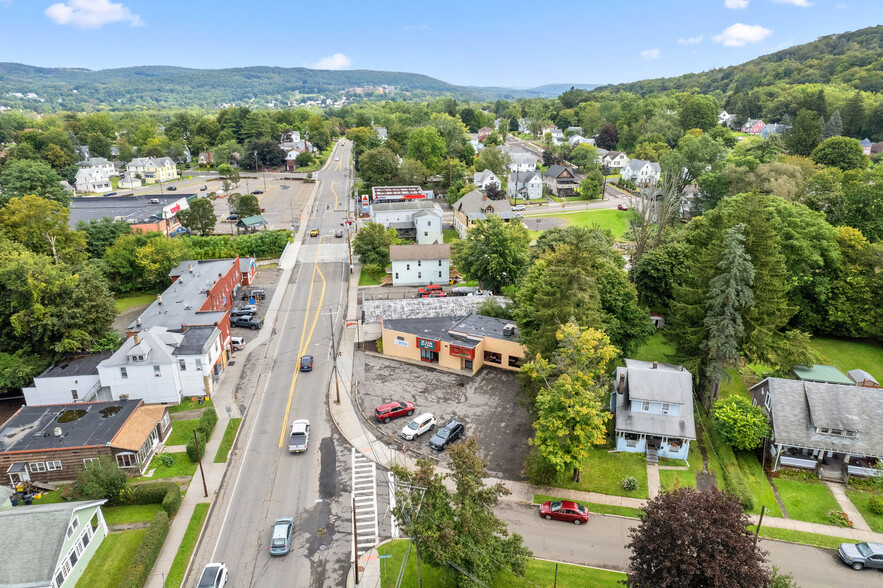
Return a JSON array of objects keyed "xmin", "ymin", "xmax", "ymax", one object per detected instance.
[
  {"xmin": 617, "ymin": 203, "xmax": 629, "ymax": 211},
  {"xmin": 417, "ymin": 284, "xmax": 444, "ymax": 297},
  {"xmin": 539, "ymin": 500, "xmax": 589, "ymax": 525},
  {"xmin": 374, "ymin": 401, "xmax": 416, "ymax": 423}
]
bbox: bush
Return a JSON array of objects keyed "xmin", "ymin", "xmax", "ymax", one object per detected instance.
[
  {"xmin": 621, "ymin": 476, "xmax": 639, "ymax": 492},
  {"xmin": 157, "ymin": 453, "xmax": 176, "ymax": 468},
  {"xmin": 706, "ymin": 424, "xmax": 755, "ymax": 511},
  {"xmin": 375, "ymin": 337, "xmax": 383, "ymax": 353},
  {"xmin": 776, "ymin": 468, "xmax": 817, "ymax": 481},
  {"xmin": 120, "ymin": 511, "xmax": 170, "ymax": 588},
  {"xmin": 712, "ymin": 396, "xmax": 770, "ymax": 451},
  {"xmin": 121, "ymin": 481, "xmax": 181, "ymax": 517},
  {"xmin": 827, "ymin": 510, "xmax": 853, "ymax": 528},
  {"xmin": 869, "ymin": 495, "xmax": 883, "ymax": 516},
  {"xmin": 70, "ymin": 456, "xmax": 128, "ymax": 505},
  {"xmin": 162, "ymin": 485, "xmax": 182, "ymax": 517},
  {"xmin": 523, "ymin": 449, "xmax": 557, "ymax": 486},
  {"xmin": 198, "ymin": 406, "xmax": 218, "ymax": 439},
  {"xmin": 186, "ymin": 431, "xmax": 207, "ymax": 463}
]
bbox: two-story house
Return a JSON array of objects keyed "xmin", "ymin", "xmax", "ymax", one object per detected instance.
[
  {"xmin": 602, "ymin": 151, "xmax": 629, "ymax": 170},
  {"xmin": 414, "ymin": 211, "xmax": 443, "ymax": 244},
  {"xmin": 741, "ymin": 119, "xmax": 766, "ymax": 135},
  {"xmin": 390, "ymin": 244, "xmax": 451, "ymax": 286},
  {"xmin": 452, "ymin": 190, "xmax": 514, "ymax": 238},
  {"xmin": 75, "ymin": 157, "xmax": 117, "ymax": 177},
  {"xmin": 507, "ymin": 171, "xmax": 543, "ymax": 200},
  {"xmin": 620, "ymin": 159, "xmax": 661, "ymax": 186},
  {"xmin": 370, "ymin": 201, "xmax": 444, "ymax": 239},
  {"xmin": 542, "ymin": 165, "xmax": 578, "ymax": 197},
  {"xmin": 612, "ymin": 360, "xmax": 696, "ymax": 463},
  {"xmin": 126, "ymin": 157, "xmax": 179, "ymax": 184},
  {"xmin": 508, "ymin": 152, "xmax": 537, "ymax": 172},
  {"xmin": 74, "ymin": 168, "xmax": 112, "ymax": 193},
  {"xmin": 473, "ymin": 169, "xmax": 501, "ymax": 192}
]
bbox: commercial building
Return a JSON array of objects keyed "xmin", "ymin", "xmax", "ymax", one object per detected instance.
[
  {"xmin": 68, "ymin": 194, "xmax": 192, "ymax": 237},
  {"xmin": 381, "ymin": 313, "xmax": 525, "ymax": 375},
  {"xmin": 369, "ymin": 201, "xmax": 443, "ymax": 240}
]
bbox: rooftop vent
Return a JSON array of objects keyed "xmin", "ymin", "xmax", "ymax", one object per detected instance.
[
  {"xmin": 157, "ymin": 294, "xmax": 163, "ymax": 305},
  {"xmin": 502, "ymin": 324, "xmax": 516, "ymax": 337},
  {"xmin": 133, "ymin": 333, "xmax": 141, "ymax": 345},
  {"xmin": 188, "ymin": 263, "xmax": 194, "ymax": 274},
  {"xmin": 54, "ymin": 427, "xmax": 63, "ymax": 437}
]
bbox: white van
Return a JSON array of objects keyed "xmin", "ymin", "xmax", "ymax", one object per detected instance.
[{"xmin": 231, "ymin": 337, "xmax": 245, "ymax": 351}]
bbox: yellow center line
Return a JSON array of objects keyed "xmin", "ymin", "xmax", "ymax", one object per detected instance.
[
  {"xmin": 278, "ymin": 239, "xmax": 327, "ymax": 447},
  {"xmin": 331, "ymin": 180, "xmax": 338, "ymax": 210}
]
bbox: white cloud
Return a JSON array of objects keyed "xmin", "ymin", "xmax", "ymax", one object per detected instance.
[
  {"xmin": 725, "ymin": 0, "xmax": 749, "ymax": 9},
  {"xmin": 713, "ymin": 23, "xmax": 772, "ymax": 47},
  {"xmin": 773, "ymin": 0, "xmax": 812, "ymax": 5},
  {"xmin": 311, "ymin": 53, "xmax": 352, "ymax": 70},
  {"xmin": 45, "ymin": 0, "xmax": 142, "ymax": 28},
  {"xmin": 404, "ymin": 24, "xmax": 427, "ymax": 30},
  {"xmin": 678, "ymin": 35, "xmax": 704, "ymax": 45},
  {"xmin": 640, "ymin": 49, "xmax": 661, "ymax": 60}
]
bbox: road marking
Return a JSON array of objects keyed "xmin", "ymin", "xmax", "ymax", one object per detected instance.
[
  {"xmin": 331, "ymin": 180, "xmax": 338, "ymax": 210},
  {"xmin": 277, "ymin": 241, "xmax": 327, "ymax": 447}
]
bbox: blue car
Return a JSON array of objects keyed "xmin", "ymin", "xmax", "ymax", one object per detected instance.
[{"xmin": 270, "ymin": 518, "xmax": 294, "ymax": 556}]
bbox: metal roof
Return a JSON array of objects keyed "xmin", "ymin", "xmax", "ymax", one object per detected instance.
[{"xmin": 792, "ymin": 364, "xmax": 853, "ymax": 385}]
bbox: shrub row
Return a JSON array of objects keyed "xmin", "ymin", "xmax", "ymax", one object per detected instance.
[
  {"xmin": 706, "ymin": 422, "xmax": 755, "ymax": 511},
  {"xmin": 186, "ymin": 406, "xmax": 219, "ymax": 463},
  {"xmin": 122, "ymin": 482, "xmax": 182, "ymax": 517},
  {"xmin": 120, "ymin": 511, "xmax": 170, "ymax": 588}
]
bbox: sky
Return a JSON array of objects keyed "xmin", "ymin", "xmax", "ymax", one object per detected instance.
[{"xmin": 0, "ymin": 0, "xmax": 881, "ymax": 88}]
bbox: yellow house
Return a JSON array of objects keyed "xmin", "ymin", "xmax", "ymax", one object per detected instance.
[
  {"xmin": 381, "ymin": 313, "xmax": 525, "ymax": 375},
  {"xmin": 126, "ymin": 157, "xmax": 179, "ymax": 184}
]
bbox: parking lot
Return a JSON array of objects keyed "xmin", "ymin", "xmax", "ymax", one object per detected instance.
[
  {"xmin": 354, "ymin": 354, "xmax": 533, "ymax": 480},
  {"xmin": 229, "ymin": 266, "xmax": 283, "ymax": 347},
  {"xmin": 211, "ymin": 177, "xmax": 314, "ymax": 233}
]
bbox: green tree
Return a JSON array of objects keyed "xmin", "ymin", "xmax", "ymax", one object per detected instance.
[
  {"xmin": 0, "ymin": 350, "xmax": 50, "ymax": 396},
  {"xmin": 679, "ymin": 94, "xmax": 718, "ymax": 131},
  {"xmin": 824, "ymin": 110, "xmax": 843, "ymax": 138},
  {"xmin": 407, "ymin": 126, "xmax": 446, "ymax": 172},
  {"xmin": 810, "ymin": 136, "xmax": 868, "ymax": 171},
  {"xmin": 840, "ymin": 93, "xmax": 865, "ymax": 137},
  {"xmin": 701, "ymin": 225, "xmax": 755, "ymax": 406},
  {"xmin": 295, "ymin": 151, "xmax": 314, "ymax": 167},
  {"xmin": 0, "ymin": 159, "xmax": 66, "ymax": 205},
  {"xmin": 630, "ymin": 242, "xmax": 689, "ymax": 312},
  {"xmin": 392, "ymin": 440, "xmax": 531, "ymax": 587},
  {"xmin": 0, "ymin": 195, "xmax": 87, "ymax": 263},
  {"xmin": 451, "ymin": 215, "xmax": 530, "ymax": 293},
  {"xmin": 358, "ymin": 146, "xmax": 398, "ymax": 188},
  {"xmin": 177, "ymin": 199, "xmax": 217, "ymax": 236},
  {"xmin": 352, "ymin": 222, "xmax": 398, "ymax": 269},
  {"xmin": 570, "ymin": 143, "xmax": 600, "ymax": 169},
  {"xmin": 396, "ymin": 158, "xmax": 430, "ymax": 186},
  {"xmin": 473, "ymin": 147, "xmax": 511, "ymax": 178},
  {"xmin": 579, "ymin": 170, "xmax": 605, "ymax": 199},
  {"xmin": 236, "ymin": 194, "xmax": 262, "ymax": 218},
  {"xmin": 429, "ymin": 113, "xmax": 469, "ymax": 158},
  {"xmin": 822, "ymin": 227, "xmax": 880, "ymax": 337},
  {"xmin": 70, "ymin": 456, "xmax": 127, "ymax": 504},
  {"xmin": 712, "ymin": 396, "xmax": 770, "ymax": 450},
  {"xmin": 785, "ymin": 109, "xmax": 822, "ymax": 156},
  {"xmin": 523, "ymin": 322, "xmax": 617, "ymax": 481},
  {"xmin": 102, "ymin": 233, "xmax": 193, "ymax": 293},
  {"xmin": 345, "ymin": 126, "xmax": 382, "ymax": 160}
]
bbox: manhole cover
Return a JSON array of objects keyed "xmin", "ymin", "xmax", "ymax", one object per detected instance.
[{"xmin": 319, "ymin": 545, "xmax": 327, "ymax": 551}]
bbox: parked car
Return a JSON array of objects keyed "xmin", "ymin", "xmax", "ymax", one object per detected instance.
[
  {"xmin": 838, "ymin": 542, "xmax": 883, "ymax": 570},
  {"xmin": 374, "ymin": 401, "xmax": 415, "ymax": 423},
  {"xmin": 105, "ymin": 191, "xmax": 117, "ymax": 197},
  {"xmin": 513, "ymin": 204, "xmax": 526, "ymax": 211},
  {"xmin": 197, "ymin": 562, "xmax": 229, "ymax": 588},
  {"xmin": 422, "ymin": 291, "xmax": 446, "ymax": 298},
  {"xmin": 288, "ymin": 419, "xmax": 310, "ymax": 453},
  {"xmin": 231, "ymin": 305, "xmax": 258, "ymax": 317},
  {"xmin": 429, "ymin": 420, "xmax": 464, "ymax": 451},
  {"xmin": 617, "ymin": 203, "xmax": 629, "ymax": 211},
  {"xmin": 166, "ymin": 185, "xmax": 177, "ymax": 191},
  {"xmin": 231, "ymin": 337, "xmax": 245, "ymax": 351},
  {"xmin": 231, "ymin": 315, "xmax": 264, "ymax": 329},
  {"xmin": 401, "ymin": 413, "xmax": 436, "ymax": 441},
  {"xmin": 310, "ymin": 228, "xmax": 320, "ymax": 237},
  {"xmin": 227, "ymin": 214, "xmax": 239, "ymax": 221},
  {"xmin": 269, "ymin": 518, "xmax": 295, "ymax": 555},
  {"xmin": 300, "ymin": 355, "xmax": 313, "ymax": 372},
  {"xmin": 417, "ymin": 284, "xmax": 443, "ymax": 296},
  {"xmin": 241, "ymin": 289, "xmax": 266, "ymax": 301},
  {"xmin": 539, "ymin": 500, "xmax": 589, "ymax": 525},
  {"xmin": 513, "ymin": 212, "xmax": 523, "ymax": 218},
  {"xmin": 252, "ymin": 190, "xmax": 264, "ymax": 195},
  {"xmin": 200, "ymin": 185, "xmax": 208, "ymax": 191},
  {"xmin": 334, "ymin": 229, "xmax": 344, "ymax": 238}
]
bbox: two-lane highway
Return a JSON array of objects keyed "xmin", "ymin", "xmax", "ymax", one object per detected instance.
[{"xmin": 187, "ymin": 142, "xmax": 355, "ymax": 587}]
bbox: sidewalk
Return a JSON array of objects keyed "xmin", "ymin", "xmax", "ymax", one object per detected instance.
[{"xmin": 145, "ymin": 153, "xmax": 330, "ymax": 588}]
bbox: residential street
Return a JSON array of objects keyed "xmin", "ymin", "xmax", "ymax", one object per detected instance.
[
  {"xmin": 186, "ymin": 143, "xmax": 356, "ymax": 587},
  {"xmin": 497, "ymin": 502, "xmax": 883, "ymax": 588}
]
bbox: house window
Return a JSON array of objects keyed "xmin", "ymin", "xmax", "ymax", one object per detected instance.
[
  {"xmin": 55, "ymin": 570, "xmax": 65, "ymax": 587},
  {"xmin": 68, "ymin": 547, "xmax": 78, "ymax": 568},
  {"xmin": 81, "ymin": 530, "xmax": 91, "ymax": 549},
  {"xmin": 406, "ymin": 264, "xmax": 410, "ymax": 270},
  {"xmin": 438, "ymin": 271, "xmax": 442, "ymax": 278},
  {"xmin": 424, "ymin": 231, "xmax": 428, "ymax": 236},
  {"xmin": 395, "ymin": 273, "xmax": 399, "ymax": 280},
  {"xmin": 116, "ymin": 453, "xmax": 137, "ymax": 468},
  {"xmin": 47, "ymin": 460, "xmax": 62, "ymax": 471},
  {"xmin": 179, "ymin": 359, "xmax": 186, "ymax": 371},
  {"xmin": 195, "ymin": 358, "xmax": 203, "ymax": 370},
  {"xmin": 438, "ymin": 260, "xmax": 442, "ymax": 266},
  {"xmin": 83, "ymin": 458, "xmax": 98, "ymax": 466},
  {"xmin": 30, "ymin": 462, "xmax": 47, "ymax": 473},
  {"xmin": 764, "ymin": 393, "xmax": 770, "ymax": 409},
  {"xmin": 641, "ymin": 401, "xmax": 651, "ymax": 412},
  {"xmin": 161, "ymin": 412, "xmax": 170, "ymax": 430},
  {"xmin": 71, "ymin": 389, "xmax": 78, "ymax": 400},
  {"xmin": 417, "ymin": 260, "xmax": 421, "ymax": 267},
  {"xmin": 418, "ymin": 272, "xmax": 421, "ymax": 279},
  {"xmin": 154, "ymin": 365, "xmax": 161, "ymax": 377},
  {"xmin": 661, "ymin": 403, "xmax": 671, "ymax": 415},
  {"xmin": 831, "ymin": 429, "xmax": 842, "ymax": 436},
  {"xmin": 120, "ymin": 367, "xmax": 127, "ymax": 379},
  {"xmin": 67, "ymin": 517, "xmax": 80, "ymax": 538},
  {"xmin": 818, "ymin": 427, "xmax": 829, "ymax": 434},
  {"xmin": 845, "ymin": 431, "xmax": 857, "ymax": 438}
]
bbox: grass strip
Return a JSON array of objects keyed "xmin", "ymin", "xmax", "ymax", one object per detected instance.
[
  {"xmin": 214, "ymin": 418, "xmax": 242, "ymax": 463},
  {"xmin": 165, "ymin": 503, "xmax": 210, "ymax": 588}
]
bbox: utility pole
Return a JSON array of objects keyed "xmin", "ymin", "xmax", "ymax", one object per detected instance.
[
  {"xmin": 352, "ymin": 496, "xmax": 360, "ymax": 585},
  {"xmin": 753, "ymin": 505, "xmax": 766, "ymax": 548},
  {"xmin": 193, "ymin": 429, "xmax": 208, "ymax": 498}
]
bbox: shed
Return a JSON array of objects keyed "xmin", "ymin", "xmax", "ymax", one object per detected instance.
[
  {"xmin": 792, "ymin": 364, "xmax": 853, "ymax": 385},
  {"xmin": 237, "ymin": 215, "xmax": 267, "ymax": 232}
]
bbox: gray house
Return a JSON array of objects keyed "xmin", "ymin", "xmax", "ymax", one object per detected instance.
[
  {"xmin": 0, "ymin": 500, "xmax": 108, "ymax": 588},
  {"xmin": 750, "ymin": 378, "xmax": 883, "ymax": 481}
]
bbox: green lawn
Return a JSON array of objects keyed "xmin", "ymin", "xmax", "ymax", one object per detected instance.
[
  {"xmin": 533, "ymin": 495, "xmax": 644, "ymax": 519},
  {"xmin": 845, "ymin": 489, "xmax": 883, "ymax": 533},
  {"xmin": 33, "ymin": 486, "xmax": 67, "ymax": 504},
  {"xmin": 442, "ymin": 229, "xmax": 459, "ymax": 243},
  {"xmin": 169, "ymin": 397, "xmax": 213, "ymax": 413},
  {"xmin": 76, "ymin": 529, "xmax": 147, "ymax": 588},
  {"xmin": 719, "ymin": 368, "xmax": 750, "ymax": 399},
  {"xmin": 658, "ymin": 445, "xmax": 701, "ymax": 492},
  {"xmin": 358, "ymin": 269, "xmax": 385, "ymax": 286},
  {"xmin": 751, "ymin": 526, "xmax": 850, "ymax": 550},
  {"xmin": 142, "ymin": 452, "xmax": 197, "ymax": 479},
  {"xmin": 114, "ymin": 293, "xmax": 156, "ymax": 314},
  {"xmin": 630, "ymin": 332, "xmax": 675, "ymax": 363},
  {"xmin": 377, "ymin": 540, "xmax": 627, "ymax": 588},
  {"xmin": 772, "ymin": 477, "xmax": 842, "ymax": 524},
  {"xmin": 552, "ymin": 447, "xmax": 649, "ymax": 498},
  {"xmin": 734, "ymin": 451, "xmax": 784, "ymax": 518},
  {"xmin": 103, "ymin": 503, "xmax": 164, "ymax": 526},
  {"xmin": 528, "ymin": 209, "xmax": 633, "ymax": 239},
  {"xmin": 166, "ymin": 503, "xmax": 210, "ymax": 588},
  {"xmin": 810, "ymin": 337, "xmax": 883, "ymax": 381},
  {"xmin": 214, "ymin": 418, "xmax": 242, "ymax": 463},
  {"xmin": 166, "ymin": 419, "xmax": 202, "ymax": 446}
]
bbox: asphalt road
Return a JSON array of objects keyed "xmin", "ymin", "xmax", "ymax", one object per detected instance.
[
  {"xmin": 498, "ymin": 502, "xmax": 883, "ymax": 588},
  {"xmin": 187, "ymin": 142, "xmax": 356, "ymax": 587}
]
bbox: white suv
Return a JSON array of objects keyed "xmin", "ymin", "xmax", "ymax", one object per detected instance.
[
  {"xmin": 401, "ymin": 413, "xmax": 437, "ymax": 440},
  {"xmin": 513, "ymin": 204, "xmax": 526, "ymax": 211}
]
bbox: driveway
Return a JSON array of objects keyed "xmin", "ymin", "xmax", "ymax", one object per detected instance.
[{"xmin": 355, "ymin": 354, "xmax": 533, "ymax": 480}]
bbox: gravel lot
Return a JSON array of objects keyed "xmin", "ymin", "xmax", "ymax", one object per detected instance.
[{"xmin": 355, "ymin": 354, "xmax": 533, "ymax": 480}]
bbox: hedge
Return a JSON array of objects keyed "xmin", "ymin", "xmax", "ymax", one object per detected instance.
[
  {"xmin": 187, "ymin": 431, "xmax": 207, "ymax": 463},
  {"xmin": 162, "ymin": 486, "xmax": 182, "ymax": 517},
  {"xmin": 122, "ymin": 482, "xmax": 182, "ymax": 517},
  {"xmin": 119, "ymin": 511, "xmax": 170, "ymax": 588},
  {"xmin": 708, "ymin": 424, "xmax": 755, "ymax": 511},
  {"xmin": 198, "ymin": 406, "xmax": 218, "ymax": 439}
]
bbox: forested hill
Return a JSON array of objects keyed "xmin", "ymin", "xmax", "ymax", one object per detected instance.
[
  {"xmin": 0, "ymin": 63, "xmax": 512, "ymax": 111},
  {"xmin": 595, "ymin": 25, "xmax": 883, "ymax": 96}
]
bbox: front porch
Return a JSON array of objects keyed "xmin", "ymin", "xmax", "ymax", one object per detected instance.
[
  {"xmin": 773, "ymin": 444, "xmax": 881, "ymax": 483},
  {"xmin": 615, "ymin": 431, "xmax": 690, "ymax": 462}
]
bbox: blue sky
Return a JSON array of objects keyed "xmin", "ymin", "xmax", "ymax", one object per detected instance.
[{"xmin": 0, "ymin": 0, "xmax": 880, "ymax": 88}]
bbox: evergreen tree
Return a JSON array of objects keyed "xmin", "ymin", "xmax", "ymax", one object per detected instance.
[
  {"xmin": 784, "ymin": 109, "xmax": 821, "ymax": 156},
  {"xmin": 701, "ymin": 224, "xmax": 754, "ymax": 406},
  {"xmin": 841, "ymin": 93, "xmax": 865, "ymax": 138},
  {"xmin": 824, "ymin": 110, "xmax": 843, "ymax": 138}
]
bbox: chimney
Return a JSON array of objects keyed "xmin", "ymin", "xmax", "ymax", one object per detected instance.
[
  {"xmin": 157, "ymin": 294, "xmax": 163, "ymax": 305},
  {"xmin": 188, "ymin": 263, "xmax": 193, "ymax": 274},
  {"xmin": 652, "ymin": 361, "xmax": 658, "ymax": 369},
  {"xmin": 134, "ymin": 333, "xmax": 141, "ymax": 345},
  {"xmin": 618, "ymin": 373, "xmax": 626, "ymax": 394},
  {"xmin": 135, "ymin": 317, "xmax": 141, "ymax": 327},
  {"xmin": 482, "ymin": 193, "xmax": 487, "ymax": 201}
]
